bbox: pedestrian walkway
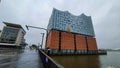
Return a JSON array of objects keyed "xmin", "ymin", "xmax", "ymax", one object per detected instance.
[
  {"xmin": 0, "ymin": 50, "xmax": 19, "ymax": 68},
  {"xmin": 0, "ymin": 49, "xmax": 44, "ymax": 68},
  {"xmin": 17, "ymin": 49, "xmax": 43, "ymax": 68}
]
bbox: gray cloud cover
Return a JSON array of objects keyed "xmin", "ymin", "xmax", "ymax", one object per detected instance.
[{"xmin": 0, "ymin": 0, "xmax": 120, "ymax": 49}]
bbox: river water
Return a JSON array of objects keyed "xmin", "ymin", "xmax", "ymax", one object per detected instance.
[{"xmin": 52, "ymin": 51, "xmax": 120, "ymax": 68}]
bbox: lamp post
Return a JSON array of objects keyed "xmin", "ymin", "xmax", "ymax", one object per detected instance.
[
  {"xmin": 40, "ymin": 33, "xmax": 44, "ymax": 49},
  {"xmin": 26, "ymin": 25, "xmax": 48, "ymax": 49}
]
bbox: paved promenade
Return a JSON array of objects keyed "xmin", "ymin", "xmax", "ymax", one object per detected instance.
[{"xmin": 0, "ymin": 49, "xmax": 43, "ymax": 68}]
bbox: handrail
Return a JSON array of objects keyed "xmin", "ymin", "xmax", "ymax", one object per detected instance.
[{"xmin": 38, "ymin": 49, "xmax": 64, "ymax": 68}]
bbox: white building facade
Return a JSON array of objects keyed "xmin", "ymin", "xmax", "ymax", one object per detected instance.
[{"xmin": 0, "ymin": 22, "xmax": 26, "ymax": 46}]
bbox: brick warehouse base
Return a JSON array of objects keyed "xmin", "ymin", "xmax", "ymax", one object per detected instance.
[{"xmin": 46, "ymin": 30, "xmax": 98, "ymax": 55}]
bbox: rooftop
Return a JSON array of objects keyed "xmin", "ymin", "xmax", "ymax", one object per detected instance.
[
  {"xmin": 3, "ymin": 22, "xmax": 22, "ymax": 28},
  {"xmin": 53, "ymin": 8, "xmax": 91, "ymax": 17},
  {"xmin": 3, "ymin": 22, "xmax": 26, "ymax": 34}
]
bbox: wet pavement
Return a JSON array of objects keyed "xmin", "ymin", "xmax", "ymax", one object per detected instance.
[{"xmin": 0, "ymin": 49, "xmax": 43, "ymax": 68}]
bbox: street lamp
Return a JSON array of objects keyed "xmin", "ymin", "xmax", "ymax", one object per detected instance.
[
  {"xmin": 40, "ymin": 33, "xmax": 44, "ymax": 49},
  {"xmin": 26, "ymin": 25, "xmax": 47, "ymax": 31},
  {"xmin": 26, "ymin": 25, "xmax": 48, "ymax": 49}
]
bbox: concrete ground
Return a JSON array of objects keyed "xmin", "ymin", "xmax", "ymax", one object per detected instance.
[{"xmin": 0, "ymin": 49, "xmax": 43, "ymax": 68}]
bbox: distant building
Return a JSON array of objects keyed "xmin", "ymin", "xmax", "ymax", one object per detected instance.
[
  {"xmin": 0, "ymin": 22, "xmax": 26, "ymax": 46},
  {"xmin": 46, "ymin": 8, "xmax": 98, "ymax": 54}
]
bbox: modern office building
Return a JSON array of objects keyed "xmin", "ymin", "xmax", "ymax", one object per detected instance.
[
  {"xmin": 0, "ymin": 22, "xmax": 26, "ymax": 46},
  {"xmin": 46, "ymin": 8, "xmax": 98, "ymax": 54}
]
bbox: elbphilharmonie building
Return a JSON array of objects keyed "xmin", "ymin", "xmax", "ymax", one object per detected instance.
[{"xmin": 46, "ymin": 8, "xmax": 98, "ymax": 54}]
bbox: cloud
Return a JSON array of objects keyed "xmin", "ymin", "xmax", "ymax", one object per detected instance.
[{"xmin": 95, "ymin": 0, "xmax": 120, "ymax": 48}]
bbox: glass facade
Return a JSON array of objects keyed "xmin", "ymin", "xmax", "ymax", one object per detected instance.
[
  {"xmin": 47, "ymin": 8, "xmax": 95, "ymax": 37},
  {"xmin": 0, "ymin": 26, "xmax": 19, "ymax": 44}
]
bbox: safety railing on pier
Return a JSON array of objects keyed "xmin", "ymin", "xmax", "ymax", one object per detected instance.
[
  {"xmin": 38, "ymin": 49, "xmax": 63, "ymax": 68},
  {"xmin": 44, "ymin": 50, "xmax": 107, "ymax": 56}
]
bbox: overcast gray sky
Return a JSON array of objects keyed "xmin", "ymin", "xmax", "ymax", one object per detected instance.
[{"xmin": 0, "ymin": 0, "xmax": 120, "ymax": 49}]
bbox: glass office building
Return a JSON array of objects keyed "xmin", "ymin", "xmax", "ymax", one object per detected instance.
[
  {"xmin": 0, "ymin": 22, "xmax": 26, "ymax": 45},
  {"xmin": 0, "ymin": 27, "xmax": 19, "ymax": 43},
  {"xmin": 47, "ymin": 8, "xmax": 95, "ymax": 37}
]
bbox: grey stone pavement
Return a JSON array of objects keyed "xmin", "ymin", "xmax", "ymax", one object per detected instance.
[{"xmin": 0, "ymin": 49, "xmax": 43, "ymax": 68}]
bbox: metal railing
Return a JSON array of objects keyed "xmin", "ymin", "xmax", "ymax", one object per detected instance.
[{"xmin": 38, "ymin": 49, "xmax": 63, "ymax": 68}]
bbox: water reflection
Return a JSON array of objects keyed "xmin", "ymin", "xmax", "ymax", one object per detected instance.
[{"xmin": 52, "ymin": 55, "xmax": 101, "ymax": 68}]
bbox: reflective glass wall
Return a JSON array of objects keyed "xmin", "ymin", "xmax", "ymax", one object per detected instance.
[
  {"xmin": 0, "ymin": 27, "xmax": 19, "ymax": 43},
  {"xmin": 47, "ymin": 8, "xmax": 95, "ymax": 37}
]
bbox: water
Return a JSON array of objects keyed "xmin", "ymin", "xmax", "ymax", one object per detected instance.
[{"xmin": 52, "ymin": 51, "xmax": 120, "ymax": 68}]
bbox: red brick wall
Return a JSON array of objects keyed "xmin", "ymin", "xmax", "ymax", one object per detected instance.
[
  {"xmin": 46, "ymin": 30, "xmax": 59, "ymax": 49},
  {"xmin": 61, "ymin": 32, "xmax": 74, "ymax": 50},
  {"xmin": 87, "ymin": 37, "xmax": 98, "ymax": 50},
  {"xmin": 46, "ymin": 30, "xmax": 98, "ymax": 51},
  {"xmin": 76, "ymin": 35, "xmax": 87, "ymax": 50}
]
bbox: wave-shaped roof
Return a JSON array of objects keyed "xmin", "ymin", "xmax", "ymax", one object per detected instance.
[
  {"xmin": 53, "ymin": 8, "xmax": 91, "ymax": 18},
  {"xmin": 48, "ymin": 8, "xmax": 95, "ymax": 37}
]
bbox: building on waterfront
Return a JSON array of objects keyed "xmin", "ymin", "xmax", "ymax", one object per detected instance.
[
  {"xmin": 46, "ymin": 8, "xmax": 98, "ymax": 54},
  {"xmin": 0, "ymin": 22, "xmax": 26, "ymax": 46}
]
